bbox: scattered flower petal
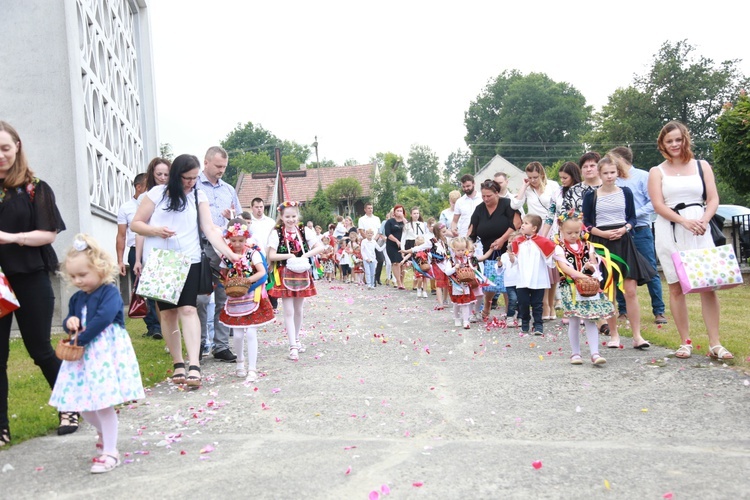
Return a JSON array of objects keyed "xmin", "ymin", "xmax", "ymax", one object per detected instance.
[
  {"xmin": 412, "ymin": 482, "xmax": 424, "ymax": 487},
  {"xmin": 369, "ymin": 491, "xmax": 380, "ymax": 500},
  {"xmin": 345, "ymin": 465, "xmax": 352, "ymax": 475},
  {"xmin": 532, "ymin": 460, "xmax": 543, "ymax": 470},
  {"xmin": 381, "ymin": 484, "xmax": 391, "ymax": 495},
  {"xmin": 200, "ymin": 444, "xmax": 215, "ymax": 454}
]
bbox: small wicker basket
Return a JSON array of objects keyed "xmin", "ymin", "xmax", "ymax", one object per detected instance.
[
  {"xmin": 575, "ymin": 276, "xmax": 600, "ymax": 297},
  {"xmin": 55, "ymin": 332, "xmax": 84, "ymax": 361},
  {"xmin": 456, "ymin": 266, "xmax": 475, "ymax": 283},
  {"xmin": 224, "ymin": 276, "xmax": 251, "ymax": 298},
  {"xmin": 418, "ymin": 261, "xmax": 431, "ymax": 272}
]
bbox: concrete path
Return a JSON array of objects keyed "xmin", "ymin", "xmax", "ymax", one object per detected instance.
[{"xmin": 1, "ymin": 284, "xmax": 749, "ymax": 499}]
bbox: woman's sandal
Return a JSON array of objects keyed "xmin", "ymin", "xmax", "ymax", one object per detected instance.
[
  {"xmin": 708, "ymin": 345, "xmax": 734, "ymax": 361},
  {"xmin": 186, "ymin": 365, "xmax": 201, "ymax": 388},
  {"xmin": 90, "ymin": 453, "xmax": 120, "ymax": 474},
  {"xmin": 0, "ymin": 427, "xmax": 10, "ymax": 447},
  {"xmin": 171, "ymin": 362, "xmax": 187, "ymax": 385},
  {"xmin": 58, "ymin": 411, "xmax": 79, "ymax": 436},
  {"xmin": 674, "ymin": 344, "xmax": 693, "ymax": 359},
  {"xmin": 288, "ymin": 346, "xmax": 299, "ymax": 361}
]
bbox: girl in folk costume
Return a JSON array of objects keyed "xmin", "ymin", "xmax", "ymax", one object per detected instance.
[
  {"xmin": 552, "ymin": 213, "xmax": 615, "ymax": 365},
  {"xmin": 401, "ymin": 207, "xmax": 428, "ymax": 296},
  {"xmin": 49, "ymin": 235, "xmax": 145, "ymax": 474},
  {"xmin": 351, "ymin": 236, "xmax": 365, "ymax": 284},
  {"xmin": 443, "ymin": 237, "xmax": 480, "ymax": 329},
  {"xmin": 267, "ymin": 201, "xmax": 324, "ymax": 361},
  {"xmin": 429, "ymin": 222, "xmax": 451, "ymax": 309},
  {"xmin": 400, "ymin": 235, "xmax": 433, "ymax": 298},
  {"xmin": 219, "ymin": 219, "xmax": 274, "ymax": 381},
  {"xmin": 320, "ymin": 235, "xmax": 335, "ymax": 282}
]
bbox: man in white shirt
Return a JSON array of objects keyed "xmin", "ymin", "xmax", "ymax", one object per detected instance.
[
  {"xmin": 357, "ymin": 203, "xmax": 384, "ymax": 285},
  {"xmin": 451, "ymin": 174, "xmax": 483, "ymax": 238},
  {"xmin": 494, "ymin": 172, "xmax": 525, "ymax": 216},
  {"xmin": 116, "ymin": 173, "xmax": 162, "ymax": 339},
  {"xmin": 196, "ymin": 146, "xmax": 242, "ymax": 363}
]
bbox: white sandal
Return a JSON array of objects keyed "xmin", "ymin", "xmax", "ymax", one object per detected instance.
[
  {"xmin": 288, "ymin": 346, "xmax": 299, "ymax": 361},
  {"xmin": 245, "ymin": 370, "xmax": 258, "ymax": 383},
  {"xmin": 708, "ymin": 345, "xmax": 734, "ymax": 361},
  {"xmin": 296, "ymin": 342, "xmax": 307, "ymax": 353},
  {"xmin": 591, "ymin": 353, "xmax": 607, "ymax": 365},
  {"xmin": 91, "ymin": 453, "xmax": 119, "ymax": 474},
  {"xmin": 570, "ymin": 354, "xmax": 583, "ymax": 365},
  {"xmin": 674, "ymin": 344, "xmax": 692, "ymax": 359}
]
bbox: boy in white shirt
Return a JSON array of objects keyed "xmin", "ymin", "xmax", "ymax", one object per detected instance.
[
  {"xmin": 361, "ymin": 229, "xmax": 386, "ymax": 289},
  {"xmin": 510, "ymin": 214, "xmax": 556, "ymax": 335},
  {"xmin": 500, "ymin": 231, "xmax": 520, "ymax": 327}
]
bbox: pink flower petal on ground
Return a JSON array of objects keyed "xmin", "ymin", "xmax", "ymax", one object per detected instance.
[
  {"xmin": 412, "ymin": 482, "xmax": 424, "ymax": 487},
  {"xmin": 345, "ymin": 465, "xmax": 352, "ymax": 475},
  {"xmin": 344, "ymin": 446, "xmax": 357, "ymax": 450},
  {"xmin": 369, "ymin": 492, "xmax": 380, "ymax": 500},
  {"xmin": 532, "ymin": 460, "xmax": 543, "ymax": 469},
  {"xmin": 663, "ymin": 493, "xmax": 673, "ymax": 499},
  {"xmin": 272, "ymin": 388, "xmax": 281, "ymax": 394},
  {"xmin": 381, "ymin": 484, "xmax": 391, "ymax": 495},
  {"xmin": 200, "ymin": 444, "xmax": 215, "ymax": 454}
]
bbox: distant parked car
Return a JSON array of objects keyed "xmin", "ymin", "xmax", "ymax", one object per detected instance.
[{"xmin": 716, "ymin": 204, "xmax": 750, "ymax": 225}]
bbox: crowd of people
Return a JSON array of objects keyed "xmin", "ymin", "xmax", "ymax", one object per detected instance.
[{"xmin": 0, "ymin": 119, "xmax": 736, "ymax": 474}]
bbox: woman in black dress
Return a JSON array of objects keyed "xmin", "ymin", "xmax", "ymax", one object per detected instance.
[
  {"xmin": 384, "ymin": 205, "xmax": 407, "ymax": 290},
  {"xmin": 468, "ymin": 179, "xmax": 521, "ymax": 319},
  {"xmin": 0, "ymin": 121, "xmax": 74, "ymax": 445}
]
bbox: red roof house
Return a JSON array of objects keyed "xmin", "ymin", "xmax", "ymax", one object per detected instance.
[{"xmin": 236, "ymin": 163, "xmax": 377, "ymax": 213}]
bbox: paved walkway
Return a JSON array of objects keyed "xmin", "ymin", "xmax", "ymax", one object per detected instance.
[{"xmin": 1, "ymin": 284, "xmax": 749, "ymax": 499}]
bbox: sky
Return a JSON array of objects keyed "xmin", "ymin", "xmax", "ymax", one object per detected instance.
[{"xmin": 148, "ymin": 0, "xmax": 749, "ymax": 171}]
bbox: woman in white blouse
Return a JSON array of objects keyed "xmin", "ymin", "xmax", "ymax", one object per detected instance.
[
  {"xmin": 401, "ymin": 207, "xmax": 428, "ymax": 295},
  {"xmin": 511, "ymin": 162, "xmax": 560, "ymax": 321}
]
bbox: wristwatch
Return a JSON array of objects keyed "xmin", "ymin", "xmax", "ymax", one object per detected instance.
[{"xmin": 625, "ymin": 224, "xmax": 632, "ymax": 232}]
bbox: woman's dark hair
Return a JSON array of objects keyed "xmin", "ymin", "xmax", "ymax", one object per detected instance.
[
  {"xmin": 479, "ymin": 179, "xmax": 501, "ymax": 194},
  {"xmin": 163, "ymin": 154, "xmax": 200, "ymax": 212},
  {"xmin": 558, "ymin": 162, "xmax": 582, "ymax": 196}
]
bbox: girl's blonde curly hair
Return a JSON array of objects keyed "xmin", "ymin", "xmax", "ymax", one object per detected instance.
[{"xmin": 59, "ymin": 234, "xmax": 119, "ymax": 286}]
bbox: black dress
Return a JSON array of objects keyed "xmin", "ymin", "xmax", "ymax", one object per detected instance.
[{"xmin": 383, "ymin": 218, "xmax": 405, "ymax": 264}]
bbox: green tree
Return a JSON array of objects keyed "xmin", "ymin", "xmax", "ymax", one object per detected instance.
[
  {"xmin": 591, "ymin": 40, "xmax": 749, "ymax": 168},
  {"xmin": 343, "ymin": 158, "xmax": 360, "ymax": 167},
  {"xmin": 395, "ymin": 186, "xmax": 432, "ymax": 218},
  {"xmin": 301, "ymin": 186, "xmax": 334, "ymax": 228},
  {"xmin": 444, "ymin": 149, "xmax": 472, "ymax": 184},
  {"xmin": 370, "ymin": 152, "xmax": 406, "ymax": 217},
  {"xmin": 585, "ymin": 86, "xmax": 664, "ymax": 168},
  {"xmin": 220, "ymin": 122, "xmax": 311, "ymax": 186},
  {"xmin": 159, "ymin": 143, "xmax": 174, "ymax": 160},
  {"xmin": 407, "ymin": 144, "xmax": 440, "ymax": 187},
  {"xmin": 325, "ymin": 178, "xmax": 363, "ymax": 218},
  {"xmin": 464, "ymin": 70, "xmax": 592, "ymax": 167},
  {"xmin": 714, "ymin": 92, "xmax": 750, "ymax": 199}
]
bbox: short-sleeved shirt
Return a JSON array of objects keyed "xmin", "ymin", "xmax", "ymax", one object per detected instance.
[
  {"xmin": 0, "ymin": 179, "xmax": 65, "ymax": 276},
  {"xmin": 357, "ymin": 214, "xmax": 382, "ymax": 235},
  {"xmin": 249, "ymin": 215, "xmax": 275, "ymax": 253},
  {"xmin": 453, "ymin": 193, "xmax": 483, "ymax": 237},
  {"xmin": 469, "ymin": 198, "xmax": 517, "ymax": 254},
  {"xmin": 144, "ymin": 185, "xmax": 208, "ymax": 263},
  {"xmin": 383, "ymin": 218, "xmax": 405, "ymax": 250},
  {"xmin": 116, "ymin": 197, "xmax": 139, "ymax": 248},
  {"xmin": 197, "ymin": 172, "xmax": 242, "ymax": 229}
]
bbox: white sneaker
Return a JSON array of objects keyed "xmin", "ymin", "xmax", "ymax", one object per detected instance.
[
  {"xmin": 245, "ymin": 370, "xmax": 258, "ymax": 383},
  {"xmin": 236, "ymin": 366, "xmax": 247, "ymax": 378},
  {"xmin": 454, "ymin": 318, "xmax": 462, "ymax": 327},
  {"xmin": 416, "ymin": 289, "xmax": 422, "ymax": 297},
  {"xmin": 469, "ymin": 313, "xmax": 479, "ymax": 323},
  {"xmin": 422, "ymin": 290, "xmax": 429, "ymax": 298}
]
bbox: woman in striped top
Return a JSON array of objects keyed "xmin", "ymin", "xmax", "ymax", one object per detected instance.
[{"xmin": 583, "ymin": 153, "xmax": 655, "ymax": 351}]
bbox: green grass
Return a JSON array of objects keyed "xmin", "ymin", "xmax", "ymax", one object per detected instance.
[{"xmin": 4, "ymin": 317, "xmax": 172, "ymax": 448}]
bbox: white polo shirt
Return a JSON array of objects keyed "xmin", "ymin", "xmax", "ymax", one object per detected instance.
[
  {"xmin": 453, "ymin": 192, "xmax": 482, "ymax": 237},
  {"xmin": 357, "ymin": 214, "xmax": 382, "ymax": 235},
  {"xmin": 116, "ymin": 197, "xmax": 139, "ymax": 248}
]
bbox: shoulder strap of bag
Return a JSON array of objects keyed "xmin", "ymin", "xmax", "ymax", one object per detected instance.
[
  {"xmin": 194, "ymin": 188, "xmax": 208, "ymax": 246},
  {"xmin": 696, "ymin": 160, "xmax": 707, "ymax": 203}
]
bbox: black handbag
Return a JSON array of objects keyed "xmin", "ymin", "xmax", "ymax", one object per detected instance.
[
  {"xmin": 697, "ymin": 161, "xmax": 727, "ymax": 247},
  {"xmin": 194, "ymin": 189, "xmax": 215, "ymax": 295}
]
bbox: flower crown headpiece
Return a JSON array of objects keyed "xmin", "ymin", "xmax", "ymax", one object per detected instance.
[
  {"xmin": 223, "ymin": 222, "xmax": 251, "ymax": 239},
  {"xmin": 557, "ymin": 208, "xmax": 583, "ymax": 224},
  {"xmin": 277, "ymin": 200, "xmax": 300, "ymax": 212}
]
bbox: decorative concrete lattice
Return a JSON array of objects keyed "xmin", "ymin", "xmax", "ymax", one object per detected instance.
[{"xmin": 76, "ymin": 0, "xmax": 143, "ymax": 215}]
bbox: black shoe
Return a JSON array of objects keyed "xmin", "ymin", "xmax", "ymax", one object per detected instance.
[
  {"xmin": 213, "ymin": 349, "xmax": 237, "ymax": 363},
  {"xmin": 431, "ymin": 290, "xmax": 437, "ymax": 295},
  {"xmin": 151, "ymin": 331, "xmax": 163, "ymax": 340},
  {"xmin": 58, "ymin": 412, "xmax": 79, "ymax": 436}
]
